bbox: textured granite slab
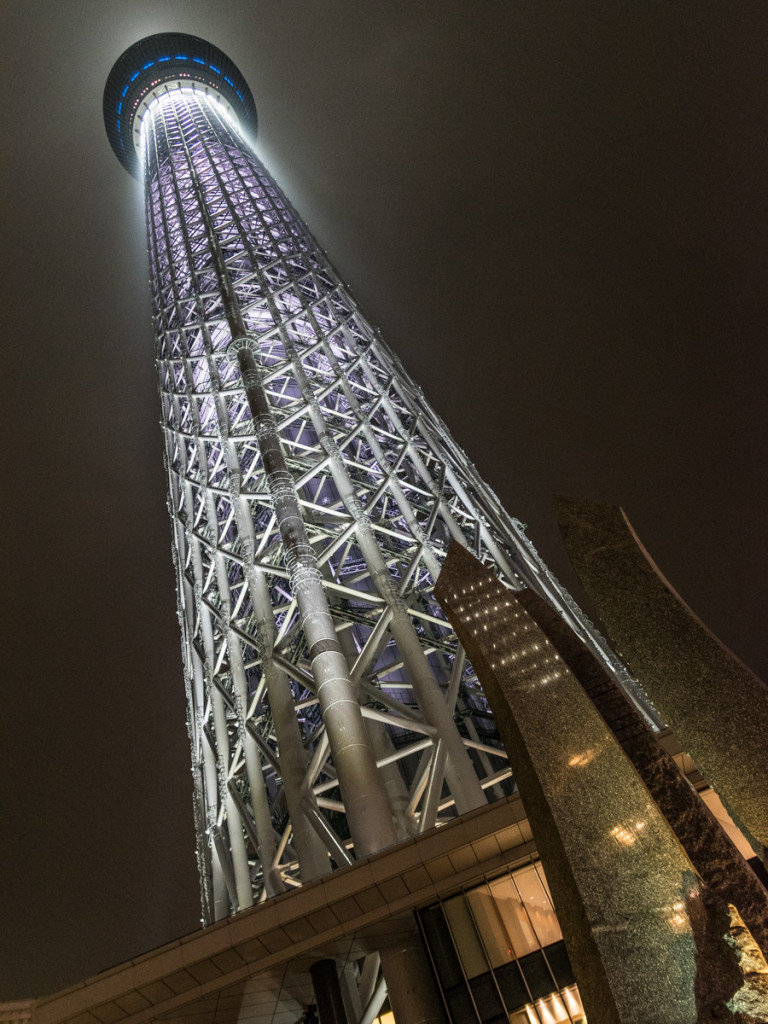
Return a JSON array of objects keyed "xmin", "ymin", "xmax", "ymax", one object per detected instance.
[
  {"xmin": 436, "ymin": 544, "xmax": 702, "ymax": 1023},
  {"xmin": 556, "ymin": 495, "xmax": 768, "ymax": 866},
  {"xmin": 515, "ymin": 583, "xmax": 768, "ymax": 960}
]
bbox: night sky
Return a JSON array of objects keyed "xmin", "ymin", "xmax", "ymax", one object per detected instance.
[{"xmin": 2, "ymin": 1, "xmax": 767, "ymax": 1001}]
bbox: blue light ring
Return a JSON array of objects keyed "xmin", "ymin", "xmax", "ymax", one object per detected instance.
[{"xmin": 104, "ymin": 32, "xmax": 258, "ymax": 177}]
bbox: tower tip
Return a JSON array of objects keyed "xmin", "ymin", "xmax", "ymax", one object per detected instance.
[{"xmin": 103, "ymin": 32, "xmax": 257, "ymax": 177}]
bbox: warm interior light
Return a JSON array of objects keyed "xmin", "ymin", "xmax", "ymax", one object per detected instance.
[{"xmin": 562, "ymin": 985, "xmax": 584, "ymax": 1016}]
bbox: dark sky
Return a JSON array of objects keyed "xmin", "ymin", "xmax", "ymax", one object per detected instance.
[{"xmin": 2, "ymin": 0, "xmax": 767, "ymax": 1001}]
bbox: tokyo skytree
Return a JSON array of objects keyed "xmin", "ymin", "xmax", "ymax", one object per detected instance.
[{"xmin": 103, "ymin": 33, "xmax": 648, "ymax": 928}]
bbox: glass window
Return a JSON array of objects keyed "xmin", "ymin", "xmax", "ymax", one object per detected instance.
[
  {"xmin": 466, "ymin": 886, "xmax": 516, "ymax": 968},
  {"xmin": 420, "ymin": 904, "xmax": 464, "ymax": 989},
  {"xmin": 488, "ymin": 873, "xmax": 539, "ymax": 958},
  {"xmin": 444, "ymin": 893, "xmax": 489, "ymax": 979},
  {"xmin": 517, "ymin": 949, "xmax": 556, "ymax": 1000},
  {"xmin": 530, "ymin": 990, "xmax": 580, "ymax": 1024},
  {"xmin": 444, "ymin": 982, "xmax": 478, "ymax": 1024},
  {"xmin": 468, "ymin": 973, "xmax": 506, "ymax": 1023},
  {"xmin": 418, "ymin": 861, "xmax": 586, "ymax": 1024},
  {"xmin": 535, "ymin": 862, "xmax": 554, "ymax": 903},
  {"xmin": 543, "ymin": 940, "xmax": 576, "ymax": 989},
  {"xmin": 561, "ymin": 984, "xmax": 586, "ymax": 1022},
  {"xmin": 513, "ymin": 865, "xmax": 562, "ymax": 948},
  {"xmin": 508, "ymin": 1012, "xmax": 533, "ymax": 1024},
  {"xmin": 494, "ymin": 959, "xmax": 530, "ymax": 1012}
]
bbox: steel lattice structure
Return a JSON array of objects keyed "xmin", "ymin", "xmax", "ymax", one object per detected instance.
[{"xmin": 104, "ymin": 34, "xmax": 652, "ymax": 928}]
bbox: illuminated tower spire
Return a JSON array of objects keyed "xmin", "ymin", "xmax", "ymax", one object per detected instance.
[{"xmin": 103, "ymin": 33, "xmax": 648, "ymax": 926}]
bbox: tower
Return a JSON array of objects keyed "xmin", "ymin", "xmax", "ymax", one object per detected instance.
[
  {"xmin": 102, "ymin": 33, "xmax": 655, "ymax": 1013},
  {"xmin": 103, "ymin": 30, "xmax": 649, "ymax": 919}
]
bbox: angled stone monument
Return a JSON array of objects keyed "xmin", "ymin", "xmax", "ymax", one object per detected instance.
[
  {"xmin": 435, "ymin": 543, "xmax": 768, "ymax": 1023},
  {"xmin": 514, "ymin": 583, "xmax": 768, "ymax": 960},
  {"xmin": 555, "ymin": 496, "xmax": 768, "ymax": 867}
]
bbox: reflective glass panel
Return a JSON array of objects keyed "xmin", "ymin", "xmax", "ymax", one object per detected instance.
[
  {"xmin": 467, "ymin": 886, "xmax": 515, "ymax": 968},
  {"xmin": 535, "ymin": 862, "xmax": 554, "ymax": 903},
  {"xmin": 513, "ymin": 865, "xmax": 562, "ymax": 947},
  {"xmin": 420, "ymin": 904, "xmax": 464, "ymax": 989},
  {"xmin": 518, "ymin": 949, "xmax": 555, "ymax": 1000},
  {"xmin": 469, "ymin": 973, "xmax": 506, "ymax": 1023},
  {"xmin": 494, "ymin": 959, "xmax": 530, "ymax": 1012},
  {"xmin": 444, "ymin": 982, "xmax": 478, "ymax": 1023},
  {"xmin": 543, "ymin": 940, "xmax": 576, "ymax": 989},
  {"xmin": 444, "ymin": 893, "xmax": 489, "ymax": 979},
  {"xmin": 418, "ymin": 862, "xmax": 586, "ymax": 1024},
  {"xmin": 488, "ymin": 873, "xmax": 539, "ymax": 957}
]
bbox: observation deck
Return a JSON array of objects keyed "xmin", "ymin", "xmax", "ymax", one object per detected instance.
[{"xmin": 103, "ymin": 32, "xmax": 258, "ymax": 177}]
